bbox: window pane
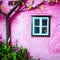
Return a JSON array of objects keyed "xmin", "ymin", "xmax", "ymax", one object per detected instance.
[
  {"xmin": 42, "ymin": 19, "xmax": 47, "ymax": 26},
  {"xmin": 34, "ymin": 27, "xmax": 40, "ymax": 33},
  {"xmin": 42, "ymin": 27, "xmax": 47, "ymax": 34},
  {"xmin": 34, "ymin": 19, "xmax": 40, "ymax": 26}
]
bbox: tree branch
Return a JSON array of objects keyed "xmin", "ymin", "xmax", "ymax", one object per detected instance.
[
  {"xmin": 15, "ymin": 1, "xmax": 44, "ymax": 12},
  {"xmin": 7, "ymin": 0, "xmax": 23, "ymax": 17}
]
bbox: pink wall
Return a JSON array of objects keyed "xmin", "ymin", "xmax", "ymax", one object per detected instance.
[
  {"xmin": 11, "ymin": 3, "xmax": 60, "ymax": 59},
  {"xmin": 0, "ymin": 14, "xmax": 6, "ymax": 42},
  {"xmin": 0, "ymin": 0, "xmax": 60, "ymax": 59},
  {"xmin": 1, "ymin": 0, "xmax": 15, "ymax": 14}
]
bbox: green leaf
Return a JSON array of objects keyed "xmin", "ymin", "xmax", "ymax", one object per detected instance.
[{"xmin": 1, "ymin": 56, "xmax": 7, "ymax": 60}]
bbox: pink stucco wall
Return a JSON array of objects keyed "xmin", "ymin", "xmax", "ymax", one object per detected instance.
[
  {"xmin": 0, "ymin": 0, "xmax": 60, "ymax": 60},
  {"xmin": 11, "ymin": 3, "xmax": 60, "ymax": 59},
  {"xmin": 0, "ymin": 14, "xmax": 6, "ymax": 42}
]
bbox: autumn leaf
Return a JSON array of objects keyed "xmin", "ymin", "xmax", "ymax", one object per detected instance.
[
  {"xmin": 22, "ymin": 2, "xmax": 24, "ymax": 5},
  {"xmin": 13, "ymin": 1, "xmax": 15, "ymax": 5},
  {"xmin": 1, "ymin": 5, "xmax": 4, "ymax": 9},
  {"xmin": 30, "ymin": 0, "xmax": 32, "ymax": 3},
  {"xmin": 56, "ymin": 0, "xmax": 59, "ymax": 3},
  {"xmin": 28, "ymin": 5, "xmax": 32, "ymax": 10},
  {"xmin": 48, "ymin": 0, "xmax": 50, "ymax": 2},
  {"xmin": 39, "ymin": 5, "xmax": 44, "ymax": 10},
  {"xmin": 3, "ymin": 9, "xmax": 8, "ymax": 13}
]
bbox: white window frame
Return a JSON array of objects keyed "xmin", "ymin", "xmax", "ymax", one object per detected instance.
[{"xmin": 32, "ymin": 16, "xmax": 50, "ymax": 36}]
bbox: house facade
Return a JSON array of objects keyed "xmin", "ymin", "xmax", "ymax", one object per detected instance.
[{"xmin": 0, "ymin": 0, "xmax": 60, "ymax": 60}]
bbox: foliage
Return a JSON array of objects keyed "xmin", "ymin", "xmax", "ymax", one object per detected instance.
[
  {"xmin": 0, "ymin": 42, "xmax": 16, "ymax": 60},
  {"xmin": 16, "ymin": 47, "xmax": 32, "ymax": 60},
  {"xmin": 0, "ymin": 41, "xmax": 32, "ymax": 60}
]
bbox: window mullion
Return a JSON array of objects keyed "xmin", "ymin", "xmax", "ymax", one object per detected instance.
[{"xmin": 40, "ymin": 18, "xmax": 42, "ymax": 35}]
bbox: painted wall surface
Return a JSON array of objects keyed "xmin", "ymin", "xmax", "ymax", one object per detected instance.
[
  {"xmin": 0, "ymin": 0, "xmax": 60, "ymax": 60},
  {"xmin": 0, "ymin": 14, "xmax": 6, "ymax": 43},
  {"xmin": 11, "ymin": 3, "xmax": 60, "ymax": 59}
]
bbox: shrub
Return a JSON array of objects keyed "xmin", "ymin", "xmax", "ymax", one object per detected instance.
[{"xmin": 0, "ymin": 41, "xmax": 32, "ymax": 60}]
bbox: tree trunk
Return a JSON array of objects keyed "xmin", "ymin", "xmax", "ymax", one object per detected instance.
[{"xmin": 6, "ymin": 16, "xmax": 10, "ymax": 44}]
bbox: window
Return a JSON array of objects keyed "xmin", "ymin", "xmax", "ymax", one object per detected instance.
[{"xmin": 32, "ymin": 16, "xmax": 50, "ymax": 36}]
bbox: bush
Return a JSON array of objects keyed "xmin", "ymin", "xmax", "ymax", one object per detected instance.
[{"xmin": 0, "ymin": 42, "xmax": 32, "ymax": 60}]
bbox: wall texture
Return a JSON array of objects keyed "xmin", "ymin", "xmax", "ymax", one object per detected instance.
[
  {"xmin": 0, "ymin": 0, "xmax": 60, "ymax": 60},
  {"xmin": 0, "ymin": 14, "xmax": 6, "ymax": 42},
  {"xmin": 11, "ymin": 3, "xmax": 60, "ymax": 59}
]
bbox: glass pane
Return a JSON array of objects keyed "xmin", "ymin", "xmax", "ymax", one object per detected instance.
[
  {"xmin": 42, "ymin": 19, "xmax": 47, "ymax": 26},
  {"xmin": 34, "ymin": 19, "xmax": 40, "ymax": 26},
  {"xmin": 34, "ymin": 27, "xmax": 40, "ymax": 33},
  {"xmin": 42, "ymin": 27, "xmax": 47, "ymax": 34}
]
